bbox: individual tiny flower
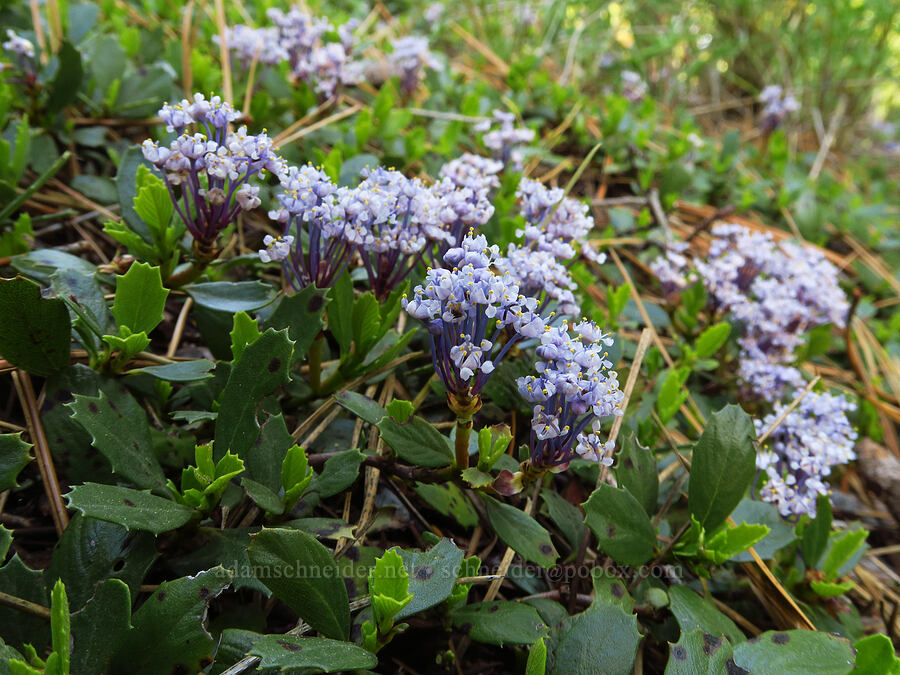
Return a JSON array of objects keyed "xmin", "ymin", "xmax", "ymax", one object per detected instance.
[
  {"xmin": 389, "ymin": 35, "xmax": 438, "ymax": 94},
  {"xmin": 755, "ymin": 392, "xmax": 857, "ymax": 518},
  {"xmin": 259, "ymin": 234, "xmax": 294, "ymax": 263},
  {"xmin": 3, "ymin": 29, "xmax": 34, "ymax": 59},
  {"xmin": 517, "ymin": 320, "xmax": 623, "ymax": 469},
  {"xmin": 759, "ymin": 85, "xmax": 800, "ymax": 133},
  {"xmin": 475, "ymin": 109, "xmax": 535, "ymax": 169},
  {"xmin": 142, "ymin": 93, "xmax": 284, "ymax": 253}
]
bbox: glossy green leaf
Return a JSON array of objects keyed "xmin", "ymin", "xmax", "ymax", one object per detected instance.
[
  {"xmin": 0, "ymin": 276, "xmax": 71, "ymax": 376},
  {"xmin": 250, "ymin": 635, "xmax": 377, "ymax": 672},
  {"xmin": 46, "ymin": 514, "xmax": 157, "ymax": 610},
  {"xmin": 229, "ymin": 311, "xmax": 260, "ymax": 361},
  {"xmin": 540, "ymin": 488, "xmax": 584, "ymax": 551},
  {"xmin": 668, "ymin": 585, "xmax": 744, "ymax": 644},
  {"xmin": 526, "ymin": 637, "xmax": 548, "ymax": 675},
  {"xmin": 263, "ymin": 285, "xmax": 327, "ymax": 362},
  {"xmin": 689, "ymin": 404, "xmax": 757, "ymax": 532},
  {"xmin": 851, "ymin": 634, "xmax": 900, "ymax": 675},
  {"xmin": 694, "ymin": 323, "xmax": 731, "ymax": 358},
  {"xmin": 657, "ymin": 366, "xmax": 690, "ymax": 423},
  {"xmin": 334, "ymin": 391, "xmax": 386, "ymax": 425},
  {"xmin": 615, "ymin": 433, "xmax": 659, "ymax": 516},
  {"xmin": 66, "ymin": 483, "xmax": 194, "ymax": 534},
  {"xmin": 128, "ymin": 360, "xmax": 214, "ymax": 381},
  {"xmin": 68, "ymin": 390, "xmax": 166, "ymax": 490},
  {"xmin": 801, "ymin": 494, "xmax": 833, "ymax": 568},
  {"xmin": 377, "ymin": 414, "xmax": 453, "ymax": 467},
  {"xmin": 396, "ymin": 538, "xmax": 465, "ymax": 619},
  {"xmin": 70, "ymin": 579, "xmax": 131, "ymax": 675},
  {"xmin": 811, "ymin": 580, "xmax": 855, "ymax": 597},
  {"xmin": 483, "ymin": 495, "xmax": 558, "ymax": 569},
  {"xmin": 451, "ymin": 601, "xmax": 548, "ymax": 645},
  {"xmin": 307, "ymin": 450, "xmax": 365, "ymax": 498},
  {"xmin": 214, "ymin": 329, "xmax": 294, "ymax": 459},
  {"xmin": 730, "ymin": 498, "xmax": 796, "ymax": 562},
  {"xmin": 185, "ymin": 281, "xmax": 277, "ymax": 313},
  {"xmin": 110, "ymin": 567, "xmax": 233, "ymax": 674},
  {"xmin": 822, "ymin": 529, "xmax": 868, "ymax": 581},
  {"xmin": 0, "ymin": 433, "xmax": 31, "ymax": 491},
  {"xmin": 703, "ymin": 522, "xmax": 770, "ymax": 564},
  {"xmin": 413, "ymin": 483, "xmax": 478, "ymax": 527},
  {"xmin": 111, "ymin": 262, "xmax": 168, "ymax": 335},
  {"xmin": 550, "ymin": 602, "xmax": 641, "ymax": 675},
  {"xmin": 732, "ymin": 630, "xmax": 854, "ymax": 674},
  {"xmin": 247, "ymin": 528, "xmax": 350, "ymax": 640},
  {"xmin": 583, "ymin": 484, "xmax": 656, "ymax": 566},
  {"xmin": 665, "ymin": 629, "xmax": 735, "ymax": 675}
]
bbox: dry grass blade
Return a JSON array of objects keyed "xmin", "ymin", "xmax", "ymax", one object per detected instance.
[
  {"xmin": 12, "ymin": 370, "xmax": 69, "ymax": 536},
  {"xmin": 275, "ymin": 104, "xmax": 364, "ymax": 147},
  {"xmin": 757, "ymin": 376, "xmax": 820, "ymax": 445},
  {"xmin": 450, "ymin": 23, "xmax": 510, "ymax": 76}
]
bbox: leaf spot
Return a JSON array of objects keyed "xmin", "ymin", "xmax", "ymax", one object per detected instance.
[
  {"xmin": 278, "ymin": 640, "xmax": 303, "ymax": 652},
  {"xmin": 268, "ymin": 358, "xmax": 281, "ymax": 372},
  {"xmin": 672, "ymin": 645, "xmax": 687, "ymax": 661},
  {"xmin": 771, "ymin": 632, "xmax": 790, "ymax": 645}
]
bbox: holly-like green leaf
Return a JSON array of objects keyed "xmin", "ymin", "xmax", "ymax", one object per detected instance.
[
  {"xmin": 810, "ymin": 580, "xmax": 855, "ymax": 597},
  {"xmin": 396, "ymin": 538, "xmax": 464, "ymax": 619},
  {"xmin": 694, "ymin": 323, "xmax": 731, "ymax": 358},
  {"xmin": 48, "ymin": 580, "xmax": 71, "ymax": 675},
  {"xmin": 0, "ymin": 276, "xmax": 72, "ymax": 376},
  {"xmin": 111, "ymin": 262, "xmax": 169, "ymax": 335},
  {"xmin": 247, "ymin": 528, "xmax": 350, "ymax": 640},
  {"xmin": 665, "ymin": 629, "xmax": 735, "ymax": 675},
  {"xmin": 615, "ymin": 433, "xmax": 658, "ymax": 516},
  {"xmin": 730, "ymin": 498, "xmax": 795, "ymax": 562},
  {"xmin": 46, "ymin": 514, "xmax": 157, "ymax": 610},
  {"xmin": 250, "ymin": 635, "xmax": 377, "ymax": 672},
  {"xmin": 703, "ymin": 522, "xmax": 770, "ymax": 564},
  {"xmin": 132, "ymin": 178, "xmax": 173, "ymax": 234},
  {"xmin": 821, "ymin": 529, "xmax": 868, "ymax": 581},
  {"xmin": 263, "ymin": 285, "xmax": 328, "ymax": 362},
  {"xmin": 281, "ymin": 445, "xmax": 313, "ymax": 507},
  {"xmin": 66, "ymin": 483, "xmax": 194, "ymax": 534},
  {"xmin": 229, "ymin": 311, "xmax": 260, "ymax": 361},
  {"xmin": 483, "ymin": 495, "xmax": 558, "ymax": 569},
  {"xmin": 307, "ymin": 450, "xmax": 365, "ymax": 498},
  {"xmin": 689, "ymin": 404, "xmax": 757, "ymax": 532},
  {"xmin": 451, "ymin": 601, "xmax": 548, "ymax": 645},
  {"xmin": 526, "ymin": 637, "xmax": 548, "ymax": 675},
  {"xmin": 70, "ymin": 579, "xmax": 132, "ymax": 675},
  {"xmin": 0, "ymin": 555, "xmax": 48, "ymax": 652},
  {"xmin": 369, "ymin": 549, "xmax": 413, "ymax": 629},
  {"xmin": 550, "ymin": 602, "xmax": 641, "ymax": 674},
  {"xmin": 583, "ymin": 484, "xmax": 656, "ymax": 567},
  {"xmin": 68, "ymin": 390, "xmax": 166, "ymax": 490},
  {"xmin": 851, "ymin": 634, "xmax": 900, "ymax": 675},
  {"xmin": 657, "ymin": 367, "xmax": 690, "ymax": 423},
  {"xmin": 732, "ymin": 630, "xmax": 854, "ymax": 674},
  {"xmin": 668, "ymin": 586, "xmax": 744, "ymax": 644},
  {"xmin": 110, "ymin": 567, "xmax": 233, "ymax": 674},
  {"xmin": 0, "ymin": 433, "xmax": 32, "ymax": 491},
  {"xmin": 185, "ymin": 281, "xmax": 277, "ymax": 313},
  {"xmin": 214, "ymin": 329, "xmax": 294, "ymax": 459},
  {"xmin": 377, "ymin": 414, "xmax": 454, "ymax": 467}
]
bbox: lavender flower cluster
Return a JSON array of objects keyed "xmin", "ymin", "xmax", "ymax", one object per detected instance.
[
  {"xmin": 221, "ymin": 7, "xmax": 437, "ymax": 100},
  {"xmin": 755, "ymin": 392, "xmax": 857, "ymax": 517},
  {"xmin": 652, "ymin": 223, "xmax": 847, "ymax": 402},
  {"xmin": 518, "ymin": 321, "xmax": 624, "ymax": 468},
  {"xmin": 759, "ymin": 85, "xmax": 800, "ymax": 133},
  {"xmin": 475, "ymin": 109, "xmax": 535, "ymax": 169},
  {"xmin": 142, "ymin": 93, "xmax": 285, "ymax": 246}
]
